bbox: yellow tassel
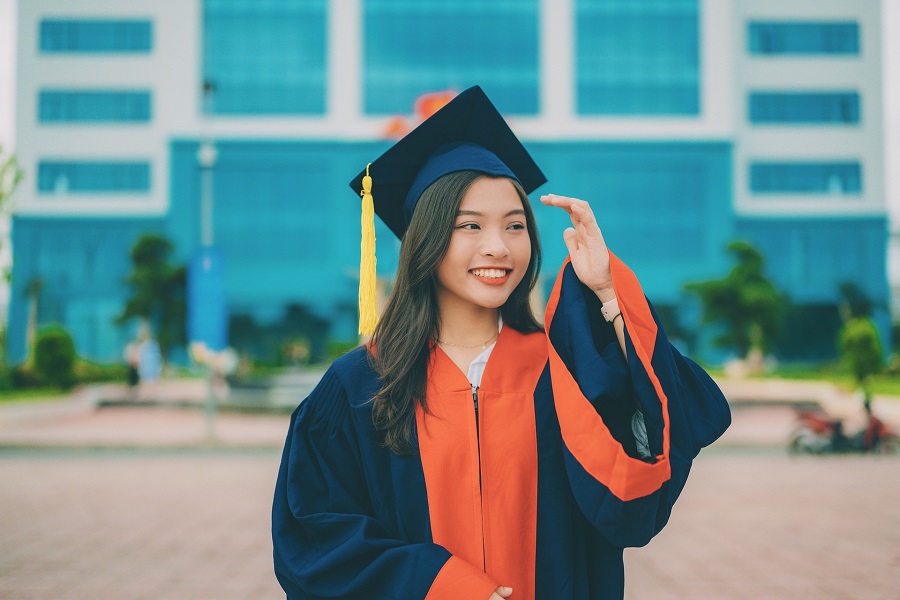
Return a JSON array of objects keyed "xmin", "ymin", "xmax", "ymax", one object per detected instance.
[{"xmin": 359, "ymin": 164, "xmax": 378, "ymax": 336}]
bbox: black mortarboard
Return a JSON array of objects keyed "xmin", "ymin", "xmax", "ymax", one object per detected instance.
[
  {"xmin": 349, "ymin": 85, "xmax": 547, "ymax": 239},
  {"xmin": 349, "ymin": 85, "xmax": 546, "ymax": 335}
]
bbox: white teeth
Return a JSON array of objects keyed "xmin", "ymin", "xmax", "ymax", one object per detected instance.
[{"xmin": 471, "ymin": 268, "xmax": 507, "ymax": 278}]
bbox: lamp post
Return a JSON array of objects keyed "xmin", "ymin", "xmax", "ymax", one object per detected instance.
[
  {"xmin": 188, "ymin": 80, "xmax": 227, "ymax": 441},
  {"xmin": 198, "ymin": 140, "xmax": 218, "ymax": 248}
]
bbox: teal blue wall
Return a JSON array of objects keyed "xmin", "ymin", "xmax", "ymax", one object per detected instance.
[
  {"xmin": 735, "ymin": 216, "xmax": 890, "ymax": 362},
  {"xmin": 528, "ymin": 142, "xmax": 733, "ymax": 301},
  {"xmin": 8, "ymin": 217, "xmax": 165, "ymax": 363},
  {"xmin": 734, "ymin": 217, "xmax": 888, "ymax": 304},
  {"xmin": 202, "ymin": 0, "xmax": 327, "ymax": 115},
  {"xmin": 575, "ymin": 0, "xmax": 700, "ymax": 115},
  {"xmin": 364, "ymin": 0, "xmax": 540, "ymax": 115}
]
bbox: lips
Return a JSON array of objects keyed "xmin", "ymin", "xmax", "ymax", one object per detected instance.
[{"xmin": 469, "ymin": 267, "xmax": 511, "ymax": 286}]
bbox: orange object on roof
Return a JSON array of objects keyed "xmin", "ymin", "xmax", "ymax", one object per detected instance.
[{"xmin": 415, "ymin": 90, "xmax": 456, "ymax": 121}]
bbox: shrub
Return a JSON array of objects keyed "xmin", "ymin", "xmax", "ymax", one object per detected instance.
[
  {"xmin": 74, "ymin": 360, "xmax": 129, "ymax": 384},
  {"xmin": 34, "ymin": 326, "xmax": 77, "ymax": 389},
  {"xmin": 838, "ymin": 317, "xmax": 882, "ymax": 387},
  {"xmin": 11, "ymin": 364, "xmax": 42, "ymax": 389},
  {"xmin": 0, "ymin": 364, "xmax": 13, "ymax": 391}
]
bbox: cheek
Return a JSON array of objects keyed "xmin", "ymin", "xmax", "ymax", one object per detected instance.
[
  {"xmin": 435, "ymin": 239, "xmax": 466, "ymax": 283},
  {"xmin": 514, "ymin": 235, "xmax": 532, "ymax": 265}
]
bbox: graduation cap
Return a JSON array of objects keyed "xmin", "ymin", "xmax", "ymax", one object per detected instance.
[{"xmin": 349, "ymin": 85, "xmax": 547, "ymax": 335}]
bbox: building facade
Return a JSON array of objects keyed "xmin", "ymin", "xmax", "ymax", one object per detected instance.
[{"xmin": 9, "ymin": 0, "xmax": 888, "ymax": 364}]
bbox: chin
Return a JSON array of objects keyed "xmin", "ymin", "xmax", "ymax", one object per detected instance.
[{"xmin": 469, "ymin": 288, "xmax": 515, "ymax": 310}]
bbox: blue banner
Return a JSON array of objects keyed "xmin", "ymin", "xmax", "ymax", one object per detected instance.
[{"xmin": 187, "ymin": 246, "xmax": 228, "ymax": 352}]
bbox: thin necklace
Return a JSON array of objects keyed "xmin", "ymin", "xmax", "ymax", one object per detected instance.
[{"xmin": 435, "ymin": 329, "xmax": 499, "ymax": 350}]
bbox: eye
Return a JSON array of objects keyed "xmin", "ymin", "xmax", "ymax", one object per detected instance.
[
  {"xmin": 507, "ymin": 222, "xmax": 526, "ymax": 231},
  {"xmin": 456, "ymin": 222, "xmax": 481, "ymax": 230}
]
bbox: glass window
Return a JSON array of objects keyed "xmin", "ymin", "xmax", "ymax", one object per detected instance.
[
  {"xmin": 575, "ymin": 0, "xmax": 700, "ymax": 115},
  {"xmin": 37, "ymin": 161, "xmax": 151, "ymax": 193},
  {"xmin": 40, "ymin": 20, "xmax": 153, "ymax": 53},
  {"xmin": 364, "ymin": 0, "xmax": 539, "ymax": 115},
  {"xmin": 214, "ymin": 161, "xmax": 332, "ymax": 263},
  {"xmin": 748, "ymin": 22, "xmax": 859, "ymax": 55},
  {"xmin": 203, "ymin": 0, "xmax": 327, "ymax": 115},
  {"xmin": 39, "ymin": 91, "xmax": 152, "ymax": 122},
  {"xmin": 748, "ymin": 92, "xmax": 859, "ymax": 124},
  {"xmin": 750, "ymin": 162, "xmax": 862, "ymax": 195}
]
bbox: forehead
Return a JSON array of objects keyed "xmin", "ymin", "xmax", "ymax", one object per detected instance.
[{"xmin": 458, "ymin": 177, "xmax": 523, "ymax": 213}]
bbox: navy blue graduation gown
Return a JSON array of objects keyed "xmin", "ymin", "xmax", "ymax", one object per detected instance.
[{"xmin": 273, "ymin": 254, "xmax": 731, "ymax": 599}]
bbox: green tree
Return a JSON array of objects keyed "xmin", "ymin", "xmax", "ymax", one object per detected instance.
[
  {"xmin": 838, "ymin": 317, "xmax": 882, "ymax": 410},
  {"xmin": 684, "ymin": 240, "xmax": 785, "ymax": 361},
  {"xmin": 116, "ymin": 234, "xmax": 186, "ymax": 362}
]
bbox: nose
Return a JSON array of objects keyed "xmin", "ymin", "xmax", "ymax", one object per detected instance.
[{"xmin": 481, "ymin": 229, "xmax": 510, "ymax": 258}]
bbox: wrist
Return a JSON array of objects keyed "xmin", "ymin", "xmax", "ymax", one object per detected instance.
[{"xmin": 593, "ymin": 286, "xmax": 616, "ymax": 304}]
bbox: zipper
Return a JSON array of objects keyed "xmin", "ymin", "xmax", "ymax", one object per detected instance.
[
  {"xmin": 472, "ymin": 384, "xmax": 481, "ymax": 490},
  {"xmin": 473, "ymin": 384, "xmax": 486, "ymax": 571}
]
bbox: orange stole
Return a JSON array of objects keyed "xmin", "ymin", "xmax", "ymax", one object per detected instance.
[
  {"xmin": 417, "ymin": 327, "xmax": 547, "ymax": 600},
  {"xmin": 543, "ymin": 254, "xmax": 672, "ymax": 501}
]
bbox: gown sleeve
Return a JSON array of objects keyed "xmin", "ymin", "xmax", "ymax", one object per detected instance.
[
  {"xmin": 272, "ymin": 366, "xmax": 499, "ymax": 600},
  {"xmin": 544, "ymin": 253, "xmax": 731, "ymax": 549}
]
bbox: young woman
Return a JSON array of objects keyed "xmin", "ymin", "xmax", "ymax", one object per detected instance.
[{"xmin": 273, "ymin": 87, "xmax": 731, "ymax": 600}]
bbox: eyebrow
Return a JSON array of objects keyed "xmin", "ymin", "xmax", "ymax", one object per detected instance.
[{"xmin": 456, "ymin": 209, "xmax": 526, "ymax": 217}]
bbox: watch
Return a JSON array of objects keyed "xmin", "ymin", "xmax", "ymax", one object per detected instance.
[{"xmin": 600, "ymin": 297, "xmax": 621, "ymax": 323}]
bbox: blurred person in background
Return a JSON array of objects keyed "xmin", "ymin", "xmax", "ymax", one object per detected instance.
[
  {"xmin": 136, "ymin": 324, "xmax": 162, "ymax": 399},
  {"xmin": 124, "ymin": 336, "xmax": 141, "ymax": 395}
]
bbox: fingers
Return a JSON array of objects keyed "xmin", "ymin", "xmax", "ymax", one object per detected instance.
[
  {"xmin": 541, "ymin": 194, "xmax": 596, "ymax": 227},
  {"xmin": 542, "ymin": 194, "xmax": 606, "ymax": 251},
  {"xmin": 540, "ymin": 193, "xmax": 591, "ymax": 213},
  {"xmin": 563, "ymin": 227, "xmax": 579, "ymax": 255},
  {"xmin": 495, "ymin": 586, "xmax": 514, "ymax": 598}
]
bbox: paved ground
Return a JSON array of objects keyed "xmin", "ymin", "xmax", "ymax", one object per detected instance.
[
  {"xmin": 0, "ymin": 399, "xmax": 899, "ymax": 599},
  {"xmin": 1, "ymin": 447, "xmax": 898, "ymax": 600},
  {"xmin": 623, "ymin": 452, "xmax": 900, "ymax": 600},
  {"xmin": 0, "ymin": 449, "xmax": 283, "ymax": 600}
]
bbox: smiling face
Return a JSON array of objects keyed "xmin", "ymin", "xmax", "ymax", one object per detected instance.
[{"xmin": 434, "ymin": 176, "xmax": 532, "ymax": 315}]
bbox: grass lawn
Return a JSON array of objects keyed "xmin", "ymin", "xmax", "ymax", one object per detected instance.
[
  {"xmin": 705, "ymin": 363, "xmax": 900, "ymax": 397},
  {"xmin": 771, "ymin": 369, "xmax": 900, "ymax": 397},
  {"xmin": 0, "ymin": 388, "xmax": 69, "ymax": 404}
]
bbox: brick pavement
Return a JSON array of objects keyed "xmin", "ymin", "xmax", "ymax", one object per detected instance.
[
  {"xmin": 1, "ymin": 446, "xmax": 899, "ymax": 599},
  {"xmin": 624, "ymin": 452, "xmax": 900, "ymax": 600},
  {"xmin": 1, "ymin": 389, "xmax": 899, "ymax": 599},
  {"xmin": 0, "ymin": 450, "xmax": 285, "ymax": 600}
]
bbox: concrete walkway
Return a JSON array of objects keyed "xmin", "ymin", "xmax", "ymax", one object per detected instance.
[{"xmin": 1, "ymin": 375, "xmax": 898, "ymax": 450}]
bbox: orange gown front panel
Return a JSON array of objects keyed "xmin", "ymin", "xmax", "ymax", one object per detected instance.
[{"xmin": 417, "ymin": 327, "xmax": 547, "ymax": 600}]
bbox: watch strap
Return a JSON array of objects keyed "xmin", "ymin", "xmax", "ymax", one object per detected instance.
[{"xmin": 600, "ymin": 297, "xmax": 621, "ymax": 323}]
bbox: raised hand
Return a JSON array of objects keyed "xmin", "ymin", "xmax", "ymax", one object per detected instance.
[
  {"xmin": 489, "ymin": 585, "xmax": 513, "ymax": 599},
  {"xmin": 540, "ymin": 194, "xmax": 614, "ymax": 302}
]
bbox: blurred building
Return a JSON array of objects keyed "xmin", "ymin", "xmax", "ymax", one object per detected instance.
[{"xmin": 8, "ymin": 0, "xmax": 888, "ymax": 363}]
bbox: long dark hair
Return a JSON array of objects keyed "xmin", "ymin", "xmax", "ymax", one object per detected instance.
[{"xmin": 370, "ymin": 170, "xmax": 542, "ymax": 454}]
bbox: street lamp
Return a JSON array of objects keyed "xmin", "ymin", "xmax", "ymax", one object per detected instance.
[
  {"xmin": 188, "ymin": 80, "xmax": 227, "ymax": 441},
  {"xmin": 197, "ymin": 139, "xmax": 217, "ymax": 248}
]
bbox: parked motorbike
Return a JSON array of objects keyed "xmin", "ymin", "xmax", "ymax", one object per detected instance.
[{"xmin": 789, "ymin": 406, "xmax": 900, "ymax": 454}]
